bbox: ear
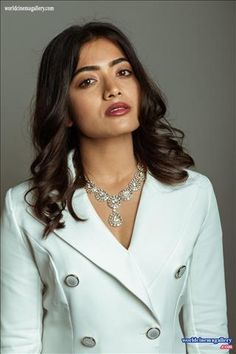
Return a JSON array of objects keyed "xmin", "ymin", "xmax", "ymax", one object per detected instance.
[{"xmin": 65, "ymin": 118, "xmax": 74, "ymax": 127}]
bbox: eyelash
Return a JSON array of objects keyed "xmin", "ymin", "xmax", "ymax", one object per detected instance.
[{"xmin": 78, "ymin": 69, "xmax": 133, "ymax": 89}]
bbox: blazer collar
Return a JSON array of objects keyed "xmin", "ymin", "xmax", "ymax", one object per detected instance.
[{"xmin": 26, "ymin": 149, "xmax": 194, "ymax": 323}]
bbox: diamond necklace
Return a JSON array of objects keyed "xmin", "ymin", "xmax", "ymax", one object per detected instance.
[{"xmin": 84, "ymin": 162, "xmax": 146, "ymax": 227}]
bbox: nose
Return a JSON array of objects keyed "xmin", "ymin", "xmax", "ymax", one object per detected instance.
[{"xmin": 103, "ymin": 77, "xmax": 122, "ymax": 100}]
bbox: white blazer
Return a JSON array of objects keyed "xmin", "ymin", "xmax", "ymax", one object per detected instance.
[{"xmin": 1, "ymin": 150, "xmax": 229, "ymax": 354}]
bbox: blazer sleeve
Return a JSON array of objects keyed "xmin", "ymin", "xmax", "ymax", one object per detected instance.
[
  {"xmin": 182, "ymin": 178, "xmax": 230, "ymax": 353},
  {"xmin": 1, "ymin": 188, "xmax": 44, "ymax": 354}
]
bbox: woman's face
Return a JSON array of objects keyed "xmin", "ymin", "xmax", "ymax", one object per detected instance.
[{"xmin": 67, "ymin": 37, "xmax": 141, "ymax": 139}]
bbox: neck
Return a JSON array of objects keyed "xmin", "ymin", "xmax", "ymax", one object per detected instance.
[{"xmin": 79, "ymin": 133, "xmax": 138, "ymax": 186}]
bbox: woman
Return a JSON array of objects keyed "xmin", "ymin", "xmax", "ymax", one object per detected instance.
[{"xmin": 1, "ymin": 21, "xmax": 229, "ymax": 353}]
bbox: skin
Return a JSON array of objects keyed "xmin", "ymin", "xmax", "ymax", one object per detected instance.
[
  {"xmin": 67, "ymin": 37, "xmax": 142, "ymax": 190},
  {"xmin": 67, "ymin": 37, "xmax": 144, "ymax": 248}
]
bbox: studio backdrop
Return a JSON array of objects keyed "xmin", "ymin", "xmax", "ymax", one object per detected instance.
[{"xmin": 1, "ymin": 0, "xmax": 235, "ymax": 350}]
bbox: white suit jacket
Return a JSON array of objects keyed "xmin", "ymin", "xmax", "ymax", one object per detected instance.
[{"xmin": 1, "ymin": 150, "xmax": 229, "ymax": 354}]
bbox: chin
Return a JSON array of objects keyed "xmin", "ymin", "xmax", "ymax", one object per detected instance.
[
  {"xmin": 83, "ymin": 122, "xmax": 140, "ymax": 139},
  {"xmin": 111, "ymin": 127, "xmax": 139, "ymax": 138}
]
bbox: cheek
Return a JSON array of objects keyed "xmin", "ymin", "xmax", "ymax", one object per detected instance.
[
  {"xmin": 69, "ymin": 95, "xmax": 101, "ymax": 133},
  {"xmin": 129, "ymin": 81, "xmax": 141, "ymax": 103},
  {"xmin": 71, "ymin": 95, "xmax": 96, "ymax": 119},
  {"xmin": 72, "ymin": 97, "xmax": 87, "ymax": 115}
]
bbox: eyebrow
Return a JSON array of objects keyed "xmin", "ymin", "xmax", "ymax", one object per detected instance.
[{"xmin": 72, "ymin": 57, "xmax": 129, "ymax": 79}]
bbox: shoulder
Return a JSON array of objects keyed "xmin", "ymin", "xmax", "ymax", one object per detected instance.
[
  {"xmin": 182, "ymin": 168, "xmax": 214, "ymax": 192},
  {"xmin": 3, "ymin": 180, "xmax": 33, "ymax": 212},
  {"xmin": 146, "ymin": 168, "xmax": 217, "ymax": 222},
  {"xmin": 147, "ymin": 167, "xmax": 214, "ymax": 194}
]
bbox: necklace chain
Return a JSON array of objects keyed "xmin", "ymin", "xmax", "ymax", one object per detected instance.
[{"xmin": 84, "ymin": 163, "xmax": 146, "ymax": 227}]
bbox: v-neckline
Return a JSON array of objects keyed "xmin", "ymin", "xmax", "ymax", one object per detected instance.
[{"xmin": 83, "ymin": 171, "xmax": 149, "ymax": 253}]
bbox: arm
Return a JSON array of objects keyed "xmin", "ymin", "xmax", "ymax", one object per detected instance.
[
  {"xmin": 1, "ymin": 188, "xmax": 43, "ymax": 353},
  {"xmin": 182, "ymin": 178, "xmax": 230, "ymax": 353}
]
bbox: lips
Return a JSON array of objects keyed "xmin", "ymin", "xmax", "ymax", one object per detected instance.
[{"xmin": 105, "ymin": 102, "xmax": 131, "ymax": 116}]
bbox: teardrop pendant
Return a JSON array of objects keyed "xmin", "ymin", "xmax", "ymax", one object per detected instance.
[
  {"xmin": 108, "ymin": 210, "xmax": 123, "ymax": 227},
  {"xmin": 84, "ymin": 162, "xmax": 146, "ymax": 228}
]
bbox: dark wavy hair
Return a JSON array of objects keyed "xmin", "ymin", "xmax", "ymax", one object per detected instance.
[{"xmin": 24, "ymin": 20, "xmax": 195, "ymax": 238}]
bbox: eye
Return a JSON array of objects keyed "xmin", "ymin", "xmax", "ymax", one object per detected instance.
[
  {"xmin": 117, "ymin": 69, "xmax": 133, "ymax": 77},
  {"xmin": 78, "ymin": 78, "xmax": 96, "ymax": 89}
]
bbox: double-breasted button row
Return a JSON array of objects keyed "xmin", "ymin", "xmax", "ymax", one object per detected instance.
[
  {"xmin": 80, "ymin": 329, "xmax": 160, "ymax": 348},
  {"xmin": 146, "ymin": 327, "xmax": 161, "ymax": 339},
  {"xmin": 64, "ymin": 274, "xmax": 79, "ymax": 287},
  {"xmin": 64, "ymin": 267, "xmax": 186, "ymax": 287},
  {"xmin": 175, "ymin": 265, "xmax": 186, "ymax": 279}
]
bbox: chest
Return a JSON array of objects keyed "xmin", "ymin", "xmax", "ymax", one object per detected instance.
[{"xmin": 86, "ymin": 188, "xmax": 143, "ymax": 250}]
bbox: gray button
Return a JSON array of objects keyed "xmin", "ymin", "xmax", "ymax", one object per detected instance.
[
  {"xmin": 64, "ymin": 274, "xmax": 79, "ymax": 287},
  {"xmin": 81, "ymin": 336, "xmax": 96, "ymax": 347},
  {"xmin": 175, "ymin": 265, "xmax": 186, "ymax": 279},
  {"xmin": 146, "ymin": 327, "xmax": 161, "ymax": 339}
]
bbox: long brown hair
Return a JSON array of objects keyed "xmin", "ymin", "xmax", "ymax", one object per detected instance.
[{"xmin": 24, "ymin": 21, "xmax": 195, "ymax": 238}]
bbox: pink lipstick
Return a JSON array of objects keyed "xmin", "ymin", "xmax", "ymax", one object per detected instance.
[{"xmin": 105, "ymin": 102, "xmax": 131, "ymax": 117}]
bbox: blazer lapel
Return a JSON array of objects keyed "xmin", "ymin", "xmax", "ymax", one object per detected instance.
[
  {"xmin": 128, "ymin": 170, "xmax": 199, "ymax": 288},
  {"xmin": 26, "ymin": 150, "xmax": 197, "ymax": 322},
  {"xmin": 26, "ymin": 150, "xmax": 160, "ymax": 321}
]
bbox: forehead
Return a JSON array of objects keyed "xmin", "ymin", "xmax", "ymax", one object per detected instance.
[{"xmin": 77, "ymin": 37, "xmax": 126, "ymax": 66}]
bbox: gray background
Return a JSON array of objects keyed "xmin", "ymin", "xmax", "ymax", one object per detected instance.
[{"xmin": 1, "ymin": 0, "xmax": 235, "ymax": 348}]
